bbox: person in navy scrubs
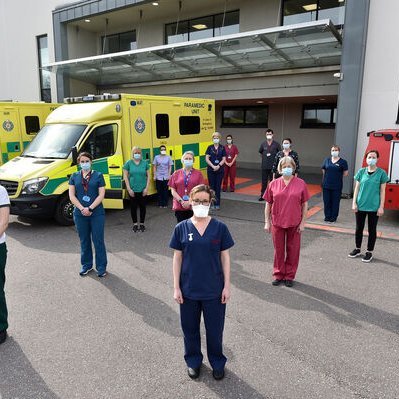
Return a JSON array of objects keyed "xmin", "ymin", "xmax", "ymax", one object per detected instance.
[
  {"xmin": 205, "ymin": 132, "xmax": 226, "ymax": 210},
  {"xmin": 69, "ymin": 152, "xmax": 108, "ymax": 277},
  {"xmin": 321, "ymin": 145, "xmax": 349, "ymax": 222},
  {"xmin": 170, "ymin": 184, "xmax": 234, "ymax": 380}
]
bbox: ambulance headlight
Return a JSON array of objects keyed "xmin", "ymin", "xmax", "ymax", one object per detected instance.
[{"xmin": 21, "ymin": 177, "xmax": 49, "ymax": 195}]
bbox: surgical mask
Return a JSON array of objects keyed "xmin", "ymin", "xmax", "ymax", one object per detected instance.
[
  {"xmin": 331, "ymin": 151, "xmax": 339, "ymax": 158},
  {"xmin": 133, "ymin": 153, "xmax": 141, "ymax": 160},
  {"xmin": 213, "ymin": 138, "xmax": 220, "ymax": 144},
  {"xmin": 227, "ymin": 139, "xmax": 232, "ymax": 144},
  {"xmin": 367, "ymin": 158, "xmax": 377, "ymax": 166},
  {"xmin": 282, "ymin": 143, "xmax": 290, "ymax": 150},
  {"xmin": 183, "ymin": 159, "xmax": 193, "ymax": 168},
  {"xmin": 266, "ymin": 135, "xmax": 273, "ymax": 140},
  {"xmin": 192, "ymin": 204, "xmax": 210, "ymax": 218},
  {"xmin": 80, "ymin": 162, "xmax": 91, "ymax": 171},
  {"xmin": 282, "ymin": 167, "xmax": 293, "ymax": 176},
  {"xmin": 160, "ymin": 150, "xmax": 166, "ymax": 155}
]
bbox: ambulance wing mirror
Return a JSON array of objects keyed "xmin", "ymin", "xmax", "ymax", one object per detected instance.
[{"xmin": 71, "ymin": 146, "xmax": 78, "ymax": 166}]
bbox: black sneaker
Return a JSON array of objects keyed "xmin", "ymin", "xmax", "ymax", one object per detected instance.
[
  {"xmin": 258, "ymin": 197, "xmax": 265, "ymax": 202},
  {"xmin": 348, "ymin": 248, "xmax": 361, "ymax": 258},
  {"xmin": 272, "ymin": 279, "xmax": 283, "ymax": 286},
  {"xmin": 285, "ymin": 280, "xmax": 294, "ymax": 287},
  {"xmin": 139, "ymin": 225, "xmax": 146, "ymax": 232},
  {"xmin": 79, "ymin": 267, "xmax": 93, "ymax": 276},
  {"xmin": 133, "ymin": 225, "xmax": 139, "ymax": 233},
  {"xmin": 362, "ymin": 252, "xmax": 373, "ymax": 263}
]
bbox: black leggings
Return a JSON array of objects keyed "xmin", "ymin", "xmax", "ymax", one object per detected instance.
[
  {"xmin": 130, "ymin": 192, "xmax": 146, "ymax": 224},
  {"xmin": 355, "ymin": 211, "xmax": 379, "ymax": 251}
]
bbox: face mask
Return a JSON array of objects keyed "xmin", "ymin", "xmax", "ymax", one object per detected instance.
[
  {"xmin": 192, "ymin": 204, "xmax": 210, "ymax": 218},
  {"xmin": 282, "ymin": 143, "xmax": 290, "ymax": 150},
  {"xmin": 282, "ymin": 167, "xmax": 293, "ymax": 176},
  {"xmin": 80, "ymin": 162, "xmax": 91, "ymax": 171},
  {"xmin": 213, "ymin": 138, "xmax": 220, "ymax": 144},
  {"xmin": 160, "ymin": 150, "xmax": 166, "ymax": 155},
  {"xmin": 133, "ymin": 153, "xmax": 141, "ymax": 160},
  {"xmin": 331, "ymin": 151, "xmax": 339, "ymax": 158},
  {"xmin": 183, "ymin": 159, "xmax": 193, "ymax": 168},
  {"xmin": 227, "ymin": 139, "xmax": 232, "ymax": 144},
  {"xmin": 266, "ymin": 135, "xmax": 273, "ymax": 140},
  {"xmin": 367, "ymin": 158, "xmax": 377, "ymax": 166}
]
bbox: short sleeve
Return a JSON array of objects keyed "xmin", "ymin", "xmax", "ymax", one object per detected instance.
[
  {"xmin": 0, "ymin": 186, "xmax": 10, "ymax": 207},
  {"xmin": 263, "ymin": 184, "xmax": 273, "ymax": 203},
  {"xmin": 98, "ymin": 172, "xmax": 106, "ymax": 187},
  {"xmin": 221, "ymin": 223, "xmax": 234, "ymax": 251},
  {"xmin": 145, "ymin": 161, "xmax": 150, "ymax": 170},
  {"xmin": 342, "ymin": 159, "xmax": 349, "ymax": 171},
  {"xmin": 123, "ymin": 160, "xmax": 130, "ymax": 171},
  {"xmin": 152, "ymin": 156, "xmax": 157, "ymax": 165},
  {"xmin": 354, "ymin": 168, "xmax": 363, "ymax": 181},
  {"xmin": 221, "ymin": 146, "xmax": 226, "ymax": 157},
  {"xmin": 69, "ymin": 173, "xmax": 76, "ymax": 186},
  {"xmin": 205, "ymin": 145, "xmax": 212, "ymax": 156},
  {"xmin": 169, "ymin": 224, "xmax": 183, "ymax": 250},
  {"xmin": 168, "ymin": 157, "xmax": 174, "ymax": 166},
  {"xmin": 235, "ymin": 145, "xmax": 239, "ymax": 155},
  {"xmin": 321, "ymin": 158, "xmax": 328, "ymax": 170},
  {"xmin": 258, "ymin": 143, "xmax": 263, "ymax": 154},
  {"xmin": 380, "ymin": 169, "xmax": 390, "ymax": 183},
  {"xmin": 301, "ymin": 181, "xmax": 310, "ymax": 203},
  {"xmin": 168, "ymin": 171, "xmax": 177, "ymax": 189}
]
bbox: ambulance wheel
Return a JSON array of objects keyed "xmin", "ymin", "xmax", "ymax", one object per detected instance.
[{"xmin": 54, "ymin": 194, "xmax": 74, "ymax": 226}]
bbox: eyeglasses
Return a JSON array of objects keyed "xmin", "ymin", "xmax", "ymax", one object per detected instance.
[{"xmin": 192, "ymin": 199, "xmax": 210, "ymax": 206}]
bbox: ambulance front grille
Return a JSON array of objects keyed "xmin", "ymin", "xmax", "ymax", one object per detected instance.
[{"xmin": 0, "ymin": 180, "xmax": 18, "ymax": 196}]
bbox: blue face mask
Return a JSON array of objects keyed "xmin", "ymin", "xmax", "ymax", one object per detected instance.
[
  {"xmin": 282, "ymin": 167, "xmax": 293, "ymax": 176},
  {"xmin": 133, "ymin": 153, "xmax": 141, "ymax": 160},
  {"xmin": 80, "ymin": 162, "xmax": 91, "ymax": 171},
  {"xmin": 366, "ymin": 158, "xmax": 377, "ymax": 166},
  {"xmin": 282, "ymin": 143, "xmax": 291, "ymax": 150},
  {"xmin": 183, "ymin": 159, "xmax": 193, "ymax": 168}
]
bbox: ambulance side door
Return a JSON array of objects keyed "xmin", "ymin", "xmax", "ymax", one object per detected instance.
[
  {"xmin": 0, "ymin": 108, "xmax": 22, "ymax": 164},
  {"xmin": 18, "ymin": 107, "xmax": 49, "ymax": 153},
  {"xmin": 79, "ymin": 121, "xmax": 124, "ymax": 209}
]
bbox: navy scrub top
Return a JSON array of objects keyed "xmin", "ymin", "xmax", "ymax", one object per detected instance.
[
  {"xmin": 205, "ymin": 145, "xmax": 226, "ymax": 173},
  {"xmin": 322, "ymin": 157, "xmax": 348, "ymax": 190},
  {"xmin": 169, "ymin": 218, "xmax": 234, "ymax": 300},
  {"xmin": 69, "ymin": 170, "xmax": 106, "ymax": 216}
]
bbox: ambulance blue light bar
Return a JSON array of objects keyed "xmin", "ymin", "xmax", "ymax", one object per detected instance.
[{"xmin": 64, "ymin": 93, "xmax": 121, "ymax": 103}]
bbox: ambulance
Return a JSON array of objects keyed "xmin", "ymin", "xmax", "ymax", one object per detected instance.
[
  {"xmin": 0, "ymin": 93, "xmax": 215, "ymax": 225},
  {"xmin": 364, "ymin": 129, "xmax": 399, "ymax": 210},
  {"xmin": 0, "ymin": 102, "xmax": 59, "ymax": 164}
]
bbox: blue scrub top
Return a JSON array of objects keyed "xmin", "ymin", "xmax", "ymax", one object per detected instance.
[
  {"xmin": 69, "ymin": 170, "xmax": 106, "ymax": 216},
  {"xmin": 322, "ymin": 157, "xmax": 348, "ymax": 190},
  {"xmin": 169, "ymin": 218, "xmax": 234, "ymax": 300},
  {"xmin": 206, "ymin": 145, "xmax": 226, "ymax": 173}
]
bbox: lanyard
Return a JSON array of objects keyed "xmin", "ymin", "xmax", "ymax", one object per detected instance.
[
  {"xmin": 81, "ymin": 171, "xmax": 91, "ymax": 193},
  {"xmin": 183, "ymin": 169, "xmax": 193, "ymax": 189}
]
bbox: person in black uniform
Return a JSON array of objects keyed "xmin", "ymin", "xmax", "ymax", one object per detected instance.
[
  {"xmin": 170, "ymin": 184, "xmax": 234, "ymax": 380},
  {"xmin": 259, "ymin": 128, "xmax": 281, "ymax": 201}
]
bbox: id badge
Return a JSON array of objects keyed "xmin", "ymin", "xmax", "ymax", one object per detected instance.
[
  {"xmin": 182, "ymin": 195, "xmax": 189, "ymax": 201},
  {"xmin": 266, "ymin": 153, "xmax": 271, "ymax": 157},
  {"xmin": 214, "ymin": 159, "xmax": 219, "ymax": 164},
  {"xmin": 82, "ymin": 195, "xmax": 91, "ymax": 202}
]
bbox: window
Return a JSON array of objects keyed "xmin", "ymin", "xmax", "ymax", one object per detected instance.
[
  {"xmin": 81, "ymin": 124, "xmax": 118, "ymax": 159},
  {"xmin": 165, "ymin": 10, "xmax": 239, "ymax": 44},
  {"xmin": 102, "ymin": 31, "xmax": 136, "ymax": 54},
  {"xmin": 156, "ymin": 114, "xmax": 170, "ymax": 139},
  {"xmin": 37, "ymin": 35, "xmax": 51, "ymax": 102},
  {"xmin": 282, "ymin": 0, "xmax": 345, "ymax": 27},
  {"xmin": 301, "ymin": 104, "xmax": 337, "ymax": 128},
  {"xmin": 25, "ymin": 116, "xmax": 40, "ymax": 135},
  {"xmin": 222, "ymin": 106, "xmax": 268, "ymax": 127},
  {"xmin": 179, "ymin": 116, "xmax": 200, "ymax": 135}
]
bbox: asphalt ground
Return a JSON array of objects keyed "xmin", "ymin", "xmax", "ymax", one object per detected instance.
[{"xmin": 0, "ymin": 197, "xmax": 398, "ymax": 399}]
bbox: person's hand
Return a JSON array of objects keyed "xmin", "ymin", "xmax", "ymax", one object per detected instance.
[
  {"xmin": 221, "ymin": 286, "xmax": 230, "ymax": 304},
  {"xmin": 174, "ymin": 288, "xmax": 184, "ymax": 304},
  {"xmin": 182, "ymin": 200, "xmax": 190, "ymax": 209},
  {"xmin": 298, "ymin": 222, "xmax": 305, "ymax": 232},
  {"xmin": 153, "ymin": 176, "xmax": 157, "ymax": 181},
  {"xmin": 352, "ymin": 203, "xmax": 358, "ymax": 213},
  {"xmin": 264, "ymin": 221, "xmax": 271, "ymax": 233},
  {"xmin": 81, "ymin": 207, "xmax": 91, "ymax": 217},
  {"xmin": 143, "ymin": 188, "xmax": 148, "ymax": 196},
  {"xmin": 377, "ymin": 207, "xmax": 384, "ymax": 216},
  {"xmin": 128, "ymin": 188, "xmax": 134, "ymax": 197}
]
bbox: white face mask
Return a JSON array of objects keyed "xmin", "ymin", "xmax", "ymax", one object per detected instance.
[
  {"xmin": 213, "ymin": 138, "xmax": 220, "ymax": 144},
  {"xmin": 331, "ymin": 151, "xmax": 339, "ymax": 158},
  {"xmin": 192, "ymin": 204, "xmax": 210, "ymax": 218},
  {"xmin": 160, "ymin": 150, "xmax": 166, "ymax": 155},
  {"xmin": 282, "ymin": 143, "xmax": 290, "ymax": 150},
  {"xmin": 227, "ymin": 139, "xmax": 232, "ymax": 144},
  {"xmin": 266, "ymin": 135, "xmax": 273, "ymax": 140}
]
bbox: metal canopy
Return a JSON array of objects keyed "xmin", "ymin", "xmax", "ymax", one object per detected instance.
[{"xmin": 43, "ymin": 20, "xmax": 342, "ymax": 87}]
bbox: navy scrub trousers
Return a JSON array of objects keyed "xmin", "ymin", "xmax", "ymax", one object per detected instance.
[
  {"xmin": 0, "ymin": 243, "xmax": 8, "ymax": 332},
  {"xmin": 322, "ymin": 188, "xmax": 342, "ymax": 221},
  {"xmin": 207, "ymin": 169, "xmax": 224, "ymax": 207},
  {"xmin": 180, "ymin": 297, "xmax": 227, "ymax": 371}
]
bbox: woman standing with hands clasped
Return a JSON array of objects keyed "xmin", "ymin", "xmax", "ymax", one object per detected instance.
[
  {"xmin": 348, "ymin": 150, "xmax": 389, "ymax": 262},
  {"xmin": 272, "ymin": 138, "xmax": 300, "ymax": 179},
  {"xmin": 123, "ymin": 146, "xmax": 150, "ymax": 232},
  {"xmin": 264, "ymin": 156, "xmax": 309, "ymax": 287},
  {"xmin": 222, "ymin": 134, "xmax": 239, "ymax": 192},
  {"xmin": 69, "ymin": 152, "xmax": 108, "ymax": 277},
  {"xmin": 170, "ymin": 184, "xmax": 234, "ymax": 381},
  {"xmin": 153, "ymin": 145, "xmax": 173, "ymax": 208}
]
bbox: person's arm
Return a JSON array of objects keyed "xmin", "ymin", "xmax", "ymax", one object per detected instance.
[
  {"xmin": 294, "ymin": 152, "xmax": 300, "ymax": 176},
  {"xmin": 168, "ymin": 159, "xmax": 172, "ymax": 178},
  {"xmin": 343, "ymin": 170, "xmax": 349, "ymax": 177},
  {"xmin": 352, "ymin": 180, "xmax": 360, "ymax": 212},
  {"xmin": 264, "ymin": 202, "xmax": 272, "ymax": 233},
  {"xmin": 173, "ymin": 250, "xmax": 184, "ymax": 304},
  {"xmin": 0, "ymin": 206, "xmax": 10, "ymax": 237},
  {"xmin": 219, "ymin": 156, "xmax": 226, "ymax": 167},
  {"xmin": 152, "ymin": 161, "xmax": 157, "ymax": 181},
  {"xmin": 220, "ymin": 249, "xmax": 231, "ymax": 304},
  {"xmin": 205, "ymin": 153, "xmax": 216, "ymax": 170},
  {"xmin": 272, "ymin": 153, "xmax": 280, "ymax": 177},
  {"xmin": 298, "ymin": 201, "xmax": 308, "ymax": 232},
  {"xmin": 68, "ymin": 183, "xmax": 89, "ymax": 216},
  {"xmin": 88, "ymin": 186, "xmax": 105, "ymax": 211},
  {"xmin": 378, "ymin": 183, "xmax": 386, "ymax": 216},
  {"xmin": 123, "ymin": 168, "xmax": 134, "ymax": 198},
  {"xmin": 143, "ymin": 166, "xmax": 150, "ymax": 196}
]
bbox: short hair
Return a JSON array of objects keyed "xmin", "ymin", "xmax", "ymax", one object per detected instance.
[
  {"xmin": 160, "ymin": 145, "xmax": 166, "ymax": 150},
  {"xmin": 181, "ymin": 151, "xmax": 195, "ymax": 162},
  {"xmin": 265, "ymin": 128, "xmax": 274, "ymax": 134},
  {"xmin": 131, "ymin": 146, "xmax": 142, "ymax": 158},
  {"xmin": 365, "ymin": 149, "xmax": 379, "ymax": 159},
  {"xmin": 77, "ymin": 152, "xmax": 92, "ymax": 162},
  {"xmin": 331, "ymin": 145, "xmax": 340, "ymax": 151},
  {"xmin": 212, "ymin": 131, "xmax": 221, "ymax": 139},
  {"xmin": 226, "ymin": 134, "xmax": 233, "ymax": 140},
  {"xmin": 282, "ymin": 137, "xmax": 292, "ymax": 144},
  {"xmin": 189, "ymin": 184, "xmax": 215, "ymax": 202},
  {"xmin": 277, "ymin": 156, "xmax": 296, "ymax": 174}
]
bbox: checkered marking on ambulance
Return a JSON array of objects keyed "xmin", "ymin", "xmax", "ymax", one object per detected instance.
[
  {"xmin": 2, "ymin": 120, "xmax": 14, "ymax": 132},
  {"xmin": 134, "ymin": 117, "xmax": 145, "ymax": 134}
]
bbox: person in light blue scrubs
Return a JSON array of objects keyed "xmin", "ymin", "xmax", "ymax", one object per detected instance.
[
  {"xmin": 69, "ymin": 152, "xmax": 107, "ymax": 277},
  {"xmin": 170, "ymin": 184, "xmax": 234, "ymax": 381}
]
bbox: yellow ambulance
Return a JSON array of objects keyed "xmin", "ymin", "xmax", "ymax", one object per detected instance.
[
  {"xmin": 0, "ymin": 93, "xmax": 215, "ymax": 225},
  {"xmin": 0, "ymin": 102, "xmax": 59, "ymax": 164}
]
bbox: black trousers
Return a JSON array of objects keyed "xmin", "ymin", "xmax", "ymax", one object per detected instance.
[
  {"xmin": 156, "ymin": 179, "xmax": 169, "ymax": 207},
  {"xmin": 130, "ymin": 192, "xmax": 146, "ymax": 224},
  {"xmin": 355, "ymin": 211, "xmax": 379, "ymax": 251},
  {"xmin": 261, "ymin": 169, "xmax": 273, "ymax": 197},
  {"xmin": 0, "ymin": 243, "xmax": 8, "ymax": 332},
  {"xmin": 175, "ymin": 210, "xmax": 193, "ymax": 223}
]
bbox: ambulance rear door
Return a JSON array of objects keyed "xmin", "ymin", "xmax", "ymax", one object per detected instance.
[
  {"xmin": 389, "ymin": 140, "xmax": 399, "ymax": 184},
  {"xmin": 0, "ymin": 107, "xmax": 22, "ymax": 163}
]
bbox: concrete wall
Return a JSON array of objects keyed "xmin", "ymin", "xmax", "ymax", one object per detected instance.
[
  {"xmin": 67, "ymin": 25, "xmax": 98, "ymax": 59},
  {"xmin": 356, "ymin": 0, "xmax": 399, "ymax": 170}
]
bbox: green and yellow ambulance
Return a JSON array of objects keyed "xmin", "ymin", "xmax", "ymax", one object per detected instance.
[
  {"xmin": 0, "ymin": 102, "xmax": 59, "ymax": 164},
  {"xmin": 0, "ymin": 93, "xmax": 215, "ymax": 225}
]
